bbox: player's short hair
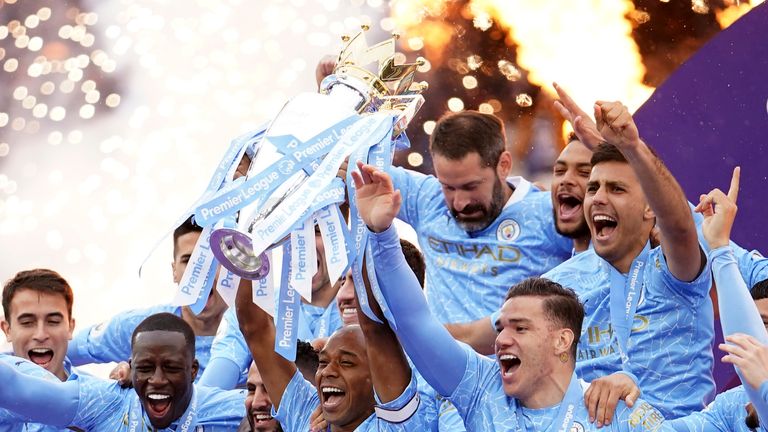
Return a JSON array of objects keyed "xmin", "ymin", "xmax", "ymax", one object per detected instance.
[
  {"xmin": 131, "ymin": 313, "xmax": 196, "ymax": 358},
  {"xmin": 296, "ymin": 340, "xmax": 319, "ymax": 375},
  {"xmin": 430, "ymin": 111, "xmax": 506, "ymax": 168},
  {"xmin": 173, "ymin": 216, "xmax": 203, "ymax": 257},
  {"xmin": 752, "ymin": 279, "xmax": 768, "ymax": 300},
  {"xmin": 2, "ymin": 269, "xmax": 74, "ymax": 320},
  {"xmin": 504, "ymin": 278, "xmax": 584, "ymax": 357},
  {"xmin": 566, "ymin": 132, "xmax": 580, "ymax": 145},
  {"xmin": 590, "ymin": 142, "xmax": 627, "ymax": 166},
  {"xmin": 400, "ymin": 239, "xmax": 426, "ymax": 289}
]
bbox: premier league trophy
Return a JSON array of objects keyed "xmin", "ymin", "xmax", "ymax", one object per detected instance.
[{"xmin": 204, "ymin": 28, "xmax": 426, "ymax": 282}]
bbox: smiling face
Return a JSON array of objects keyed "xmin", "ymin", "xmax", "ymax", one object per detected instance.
[
  {"xmin": 495, "ymin": 296, "xmax": 561, "ymax": 401},
  {"xmin": 434, "ymin": 152, "xmax": 511, "ymax": 232},
  {"xmin": 585, "ymin": 161, "xmax": 654, "ymax": 272},
  {"xmin": 551, "ymin": 140, "xmax": 592, "ymax": 242},
  {"xmin": 1, "ymin": 289, "xmax": 74, "ymax": 380},
  {"xmin": 315, "ymin": 326, "xmax": 374, "ymax": 428},
  {"xmin": 246, "ymin": 362, "xmax": 279, "ymax": 432},
  {"xmin": 131, "ymin": 330, "xmax": 198, "ymax": 429}
]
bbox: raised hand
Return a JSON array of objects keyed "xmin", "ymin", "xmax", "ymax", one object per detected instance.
[
  {"xmin": 594, "ymin": 101, "xmax": 641, "ymax": 150},
  {"xmin": 350, "ymin": 161, "xmax": 401, "ymax": 233},
  {"xmin": 720, "ymin": 333, "xmax": 768, "ymax": 390},
  {"xmin": 694, "ymin": 166, "xmax": 740, "ymax": 249},
  {"xmin": 552, "ymin": 82, "xmax": 604, "ymax": 149}
]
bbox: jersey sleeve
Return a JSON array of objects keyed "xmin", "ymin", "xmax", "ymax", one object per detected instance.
[
  {"xmin": 730, "ymin": 241, "xmax": 768, "ymax": 289},
  {"xmin": 198, "ymin": 308, "xmax": 251, "ymax": 389},
  {"xmin": 272, "ymin": 369, "xmax": 319, "ymax": 432},
  {"xmin": 369, "ymin": 224, "xmax": 469, "ymax": 396},
  {"xmin": 67, "ymin": 305, "xmax": 171, "ymax": 365},
  {"xmin": 654, "ymin": 247, "xmax": 712, "ymax": 303},
  {"xmin": 0, "ymin": 357, "xmax": 80, "ymax": 428},
  {"xmin": 663, "ymin": 387, "xmax": 749, "ymax": 432},
  {"xmin": 68, "ymin": 375, "xmax": 130, "ymax": 430},
  {"xmin": 374, "ymin": 370, "xmax": 426, "ymax": 431}
]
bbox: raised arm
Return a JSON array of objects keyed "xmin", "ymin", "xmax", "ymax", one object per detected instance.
[
  {"xmin": 356, "ymin": 261, "xmax": 412, "ymax": 402},
  {"xmin": 596, "ymin": 101, "xmax": 702, "ymax": 281},
  {"xmin": 235, "ymin": 278, "xmax": 296, "ymax": 409},
  {"xmin": 695, "ymin": 167, "xmax": 768, "ymax": 423},
  {"xmin": 0, "ymin": 358, "xmax": 79, "ymax": 427},
  {"xmin": 352, "ymin": 162, "xmax": 467, "ymax": 396}
]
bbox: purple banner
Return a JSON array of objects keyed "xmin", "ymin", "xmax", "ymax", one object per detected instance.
[
  {"xmin": 634, "ymin": 3, "xmax": 767, "ymax": 393},
  {"xmin": 635, "ymin": 3, "xmax": 768, "ymax": 252}
]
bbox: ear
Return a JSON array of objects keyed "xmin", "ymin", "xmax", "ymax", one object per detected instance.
[
  {"xmin": 1, "ymin": 320, "xmax": 11, "ymax": 342},
  {"xmin": 172, "ymin": 261, "xmax": 180, "ymax": 284},
  {"xmin": 67, "ymin": 317, "xmax": 76, "ymax": 340},
  {"xmin": 553, "ymin": 327, "xmax": 575, "ymax": 357},
  {"xmin": 643, "ymin": 204, "xmax": 655, "ymax": 222},
  {"xmin": 191, "ymin": 358, "xmax": 199, "ymax": 382},
  {"xmin": 497, "ymin": 151, "xmax": 513, "ymax": 178}
]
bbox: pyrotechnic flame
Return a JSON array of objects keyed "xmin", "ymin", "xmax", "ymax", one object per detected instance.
[
  {"xmin": 391, "ymin": 0, "xmax": 653, "ymax": 115},
  {"xmin": 716, "ymin": 0, "xmax": 765, "ymax": 28},
  {"xmin": 470, "ymin": 0, "xmax": 653, "ymax": 113}
]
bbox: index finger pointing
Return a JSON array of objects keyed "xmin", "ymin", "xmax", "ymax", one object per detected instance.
[{"xmin": 727, "ymin": 166, "xmax": 740, "ymax": 203}]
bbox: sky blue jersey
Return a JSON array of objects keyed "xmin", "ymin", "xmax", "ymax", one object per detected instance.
[
  {"xmin": 201, "ymin": 300, "xmax": 342, "ymax": 388},
  {"xmin": 451, "ymin": 343, "xmax": 664, "ymax": 431},
  {"xmin": 67, "ymin": 304, "xmax": 214, "ymax": 382},
  {"xmin": 274, "ymin": 369, "xmax": 427, "ymax": 431},
  {"xmin": 0, "ymin": 355, "xmax": 245, "ymax": 431},
  {"xmin": 665, "ymin": 385, "xmax": 767, "ymax": 432},
  {"xmin": 390, "ymin": 166, "xmax": 572, "ymax": 324},
  {"xmin": 543, "ymin": 247, "xmax": 715, "ymax": 419}
]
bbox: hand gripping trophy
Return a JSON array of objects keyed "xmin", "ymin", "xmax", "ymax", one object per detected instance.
[{"xmin": 170, "ymin": 27, "xmax": 426, "ymax": 356}]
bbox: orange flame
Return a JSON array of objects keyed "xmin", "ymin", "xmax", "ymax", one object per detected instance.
[
  {"xmin": 716, "ymin": 0, "xmax": 765, "ymax": 28},
  {"xmin": 391, "ymin": 0, "xmax": 653, "ymax": 115}
]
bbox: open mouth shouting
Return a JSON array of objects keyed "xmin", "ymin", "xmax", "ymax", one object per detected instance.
[
  {"xmin": 27, "ymin": 347, "xmax": 54, "ymax": 368},
  {"xmin": 321, "ymin": 385, "xmax": 347, "ymax": 411},
  {"xmin": 498, "ymin": 353, "xmax": 522, "ymax": 381},
  {"xmin": 557, "ymin": 192, "xmax": 583, "ymax": 223},
  {"xmin": 145, "ymin": 393, "xmax": 173, "ymax": 421},
  {"xmin": 592, "ymin": 214, "xmax": 618, "ymax": 241}
]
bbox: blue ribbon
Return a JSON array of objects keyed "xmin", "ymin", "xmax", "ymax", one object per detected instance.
[
  {"xmin": 608, "ymin": 243, "xmax": 650, "ymax": 365},
  {"xmin": 275, "ymin": 243, "xmax": 300, "ymax": 361}
]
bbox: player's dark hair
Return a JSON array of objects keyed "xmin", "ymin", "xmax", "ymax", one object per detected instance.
[
  {"xmin": 296, "ymin": 339, "xmax": 319, "ymax": 377},
  {"xmin": 173, "ymin": 216, "xmax": 203, "ymax": 257},
  {"xmin": 131, "ymin": 313, "xmax": 196, "ymax": 358},
  {"xmin": 400, "ymin": 239, "xmax": 426, "ymax": 289},
  {"xmin": 751, "ymin": 279, "xmax": 768, "ymax": 300},
  {"xmin": 2, "ymin": 269, "xmax": 74, "ymax": 320},
  {"xmin": 504, "ymin": 277, "xmax": 584, "ymax": 358},
  {"xmin": 430, "ymin": 111, "xmax": 506, "ymax": 168}
]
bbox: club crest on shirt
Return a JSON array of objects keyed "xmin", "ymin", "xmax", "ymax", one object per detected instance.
[
  {"xmin": 570, "ymin": 421, "xmax": 585, "ymax": 432},
  {"xmin": 497, "ymin": 219, "xmax": 521, "ymax": 242}
]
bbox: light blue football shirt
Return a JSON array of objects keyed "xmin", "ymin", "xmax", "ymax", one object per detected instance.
[
  {"xmin": 67, "ymin": 304, "xmax": 214, "ymax": 382},
  {"xmin": 274, "ymin": 369, "xmax": 428, "ymax": 431},
  {"xmin": 449, "ymin": 343, "xmax": 665, "ymax": 431},
  {"xmin": 390, "ymin": 166, "xmax": 572, "ymax": 324},
  {"xmin": 665, "ymin": 385, "xmax": 762, "ymax": 432},
  {"xmin": 543, "ymin": 247, "xmax": 715, "ymax": 419}
]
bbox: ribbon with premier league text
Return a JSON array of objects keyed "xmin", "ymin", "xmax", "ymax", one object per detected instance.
[
  {"xmin": 608, "ymin": 243, "xmax": 650, "ymax": 366},
  {"xmin": 139, "ymin": 125, "xmax": 266, "ymax": 276},
  {"xmin": 275, "ymin": 243, "xmax": 300, "ymax": 361}
]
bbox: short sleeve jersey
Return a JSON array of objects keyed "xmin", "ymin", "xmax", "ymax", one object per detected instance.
[
  {"xmin": 449, "ymin": 343, "xmax": 665, "ymax": 431},
  {"xmin": 543, "ymin": 247, "xmax": 715, "ymax": 419},
  {"xmin": 68, "ymin": 304, "xmax": 214, "ymax": 381},
  {"xmin": 665, "ymin": 386, "xmax": 762, "ymax": 432},
  {"xmin": 390, "ymin": 166, "xmax": 572, "ymax": 324}
]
